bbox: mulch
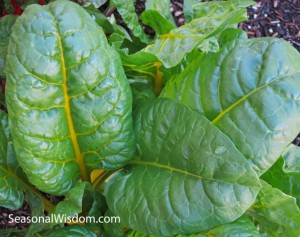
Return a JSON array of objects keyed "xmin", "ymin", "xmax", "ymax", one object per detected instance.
[{"xmin": 0, "ymin": 0, "xmax": 300, "ymax": 231}]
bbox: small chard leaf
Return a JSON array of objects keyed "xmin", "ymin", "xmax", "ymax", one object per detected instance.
[
  {"xmin": 141, "ymin": 10, "xmax": 175, "ymax": 35},
  {"xmin": 79, "ymin": 0, "xmax": 107, "ymax": 8},
  {"xmin": 111, "ymin": 0, "xmax": 150, "ymax": 44},
  {"xmin": 49, "ymin": 182, "xmax": 100, "ymax": 227},
  {"xmin": 0, "ymin": 110, "xmax": 28, "ymax": 209},
  {"xmin": 201, "ymin": 216, "xmax": 260, "ymax": 237},
  {"xmin": 105, "ymin": 98, "xmax": 261, "ymax": 236},
  {"xmin": 261, "ymin": 158, "xmax": 300, "ymax": 207},
  {"xmin": 281, "ymin": 144, "xmax": 300, "ymax": 173},
  {"xmin": 145, "ymin": 0, "xmax": 175, "ymax": 26},
  {"xmin": 5, "ymin": 0, "xmax": 136, "ymax": 195},
  {"xmin": 39, "ymin": 225, "xmax": 97, "ymax": 237},
  {"xmin": 0, "ymin": 15, "xmax": 17, "ymax": 77},
  {"xmin": 161, "ymin": 38, "xmax": 300, "ymax": 175},
  {"xmin": 144, "ymin": 5, "xmax": 248, "ymax": 68},
  {"xmin": 248, "ymin": 180, "xmax": 300, "ymax": 236},
  {"xmin": 183, "ymin": 0, "xmax": 199, "ymax": 23}
]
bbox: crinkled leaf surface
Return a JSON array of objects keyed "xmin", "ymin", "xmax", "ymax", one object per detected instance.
[
  {"xmin": 5, "ymin": 0, "xmax": 135, "ymax": 195},
  {"xmin": 0, "ymin": 15, "xmax": 17, "ymax": 77},
  {"xmin": 105, "ymin": 98, "xmax": 261, "ymax": 235},
  {"xmin": 248, "ymin": 180, "xmax": 300, "ymax": 236},
  {"xmin": 144, "ymin": 2, "xmax": 249, "ymax": 68},
  {"xmin": 162, "ymin": 38, "xmax": 300, "ymax": 175}
]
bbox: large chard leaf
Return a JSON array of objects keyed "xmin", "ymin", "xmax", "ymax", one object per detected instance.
[
  {"xmin": 5, "ymin": 0, "xmax": 135, "ymax": 195},
  {"xmin": 145, "ymin": 0, "xmax": 175, "ymax": 26},
  {"xmin": 143, "ymin": 1, "xmax": 250, "ymax": 68},
  {"xmin": 105, "ymin": 99, "xmax": 261, "ymax": 236},
  {"xmin": 248, "ymin": 180, "xmax": 300, "ymax": 236},
  {"xmin": 162, "ymin": 38, "xmax": 300, "ymax": 175},
  {"xmin": 0, "ymin": 15, "xmax": 17, "ymax": 77},
  {"xmin": 40, "ymin": 225, "xmax": 97, "ymax": 237}
]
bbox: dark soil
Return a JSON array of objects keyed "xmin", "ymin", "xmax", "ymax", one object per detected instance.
[{"xmin": 1, "ymin": 0, "xmax": 300, "ymax": 231}]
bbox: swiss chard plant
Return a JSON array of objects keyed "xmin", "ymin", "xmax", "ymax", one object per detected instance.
[{"xmin": 1, "ymin": 0, "xmax": 300, "ymax": 236}]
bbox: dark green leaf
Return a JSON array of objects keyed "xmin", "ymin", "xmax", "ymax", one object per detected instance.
[
  {"xmin": 105, "ymin": 98, "xmax": 260, "ymax": 235},
  {"xmin": 40, "ymin": 225, "xmax": 97, "ymax": 237},
  {"xmin": 218, "ymin": 28, "xmax": 247, "ymax": 47},
  {"xmin": 161, "ymin": 38, "xmax": 300, "ymax": 175},
  {"xmin": 248, "ymin": 180, "xmax": 300, "ymax": 236},
  {"xmin": 261, "ymin": 158, "xmax": 300, "ymax": 207},
  {"xmin": 6, "ymin": 0, "xmax": 136, "ymax": 195},
  {"xmin": 0, "ymin": 15, "xmax": 17, "ymax": 77},
  {"xmin": 141, "ymin": 10, "xmax": 175, "ymax": 35}
]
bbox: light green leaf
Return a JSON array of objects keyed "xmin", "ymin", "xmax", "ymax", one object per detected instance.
[
  {"xmin": 111, "ymin": 0, "xmax": 150, "ymax": 43},
  {"xmin": 105, "ymin": 98, "xmax": 261, "ymax": 235},
  {"xmin": 0, "ymin": 15, "xmax": 17, "ymax": 77},
  {"xmin": 161, "ymin": 38, "xmax": 300, "ymax": 175},
  {"xmin": 39, "ymin": 225, "xmax": 97, "ymax": 237},
  {"xmin": 183, "ymin": 0, "xmax": 200, "ymax": 23},
  {"xmin": 281, "ymin": 144, "xmax": 300, "ymax": 173},
  {"xmin": 261, "ymin": 158, "xmax": 300, "ymax": 207},
  {"xmin": 144, "ymin": 6, "xmax": 248, "ymax": 68},
  {"xmin": 145, "ymin": 0, "xmax": 175, "ymax": 25},
  {"xmin": 141, "ymin": 10, "xmax": 175, "ymax": 35},
  {"xmin": 248, "ymin": 180, "xmax": 300, "ymax": 236},
  {"xmin": 6, "ymin": 0, "xmax": 136, "ymax": 195},
  {"xmin": 218, "ymin": 28, "xmax": 247, "ymax": 47},
  {"xmin": 79, "ymin": 0, "xmax": 107, "ymax": 8}
]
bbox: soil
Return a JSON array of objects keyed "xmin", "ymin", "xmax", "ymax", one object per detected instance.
[{"xmin": 0, "ymin": 0, "xmax": 300, "ymax": 231}]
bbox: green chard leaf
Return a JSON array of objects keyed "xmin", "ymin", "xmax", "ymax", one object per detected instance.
[
  {"xmin": 248, "ymin": 180, "xmax": 300, "ymax": 236},
  {"xmin": 5, "ymin": 0, "xmax": 136, "ymax": 195},
  {"xmin": 141, "ymin": 10, "xmax": 175, "ymax": 35},
  {"xmin": 105, "ymin": 98, "xmax": 261, "ymax": 236},
  {"xmin": 161, "ymin": 38, "xmax": 300, "ymax": 176},
  {"xmin": 0, "ymin": 110, "xmax": 52, "ymax": 213},
  {"xmin": 145, "ymin": 0, "xmax": 175, "ymax": 26},
  {"xmin": 111, "ymin": 0, "xmax": 150, "ymax": 44},
  {"xmin": 183, "ymin": 0, "xmax": 200, "ymax": 23},
  {"xmin": 39, "ymin": 225, "xmax": 97, "ymax": 237},
  {"xmin": 261, "ymin": 157, "xmax": 300, "ymax": 207},
  {"xmin": 0, "ymin": 15, "xmax": 17, "ymax": 77},
  {"xmin": 143, "ymin": 1, "xmax": 249, "ymax": 68},
  {"xmin": 281, "ymin": 143, "xmax": 300, "ymax": 173}
]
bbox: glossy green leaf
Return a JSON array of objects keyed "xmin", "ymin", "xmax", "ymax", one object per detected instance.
[
  {"xmin": 261, "ymin": 158, "xmax": 300, "ymax": 207},
  {"xmin": 102, "ymin": 209, "xmax": 127, "ymax": 237},
  {"xmin": 161, "ymin": 38, "xmax": 300, "ymax": 175},
  {"xmin": 201, "ymin": 216, "xmax": 260, "ymax": 237},
  {"xmin": 0, "ymin": 15, "xmax": 17, "ymax": 77},
  {"xmin": 49, "ymin": 182, "xmax": 95, "ymax": 226},
  {"xmin": 141, "ymin": 10, "xmax": 175, "ymax": 35},
  {"xmin": 218, "ymin": 28, "xmax": 247, "ymax": 47},
  {"xmin": 144, "ymin": 6, "xmax": 248, "ymax": 68},
  {"xmin": 248, "ymin": 180, "xmax": 300, "ymax": 236},
  {"xmin": 0, "ymin": 110, "xmax": 28, "ymax": 209},
  {"xmin": 111, "ymin": 0, "xmax": 150, "ymax": 43},
  {"xmin": 105, "ymin": 98, "xmax": 261, "ymax": 236},
  {"xmin": 281, "ymin": 144, "xmax": 300, "ymax": 173},
  {"xmin": 5, "ymin": 0, "xmax": 136, "ymax": 195},
  {"xmin": 40, "ymin": 225, "xmax": 97, "ymax": 237},
  {"xmin": 145, "ymin": 0, "xmax": 175, "ymax": 25}
]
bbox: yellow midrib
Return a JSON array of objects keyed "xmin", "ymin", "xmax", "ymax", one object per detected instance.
[{"xmin": 57, "ymin": 34, "xmax": 89, "ymax": 182}]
